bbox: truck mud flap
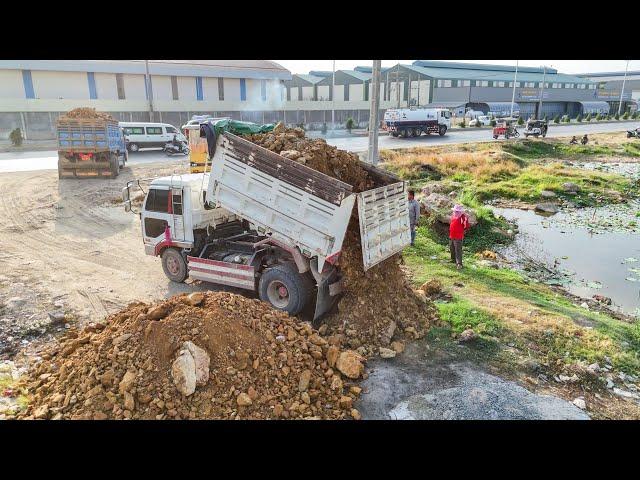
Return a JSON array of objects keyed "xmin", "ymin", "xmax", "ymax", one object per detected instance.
[{"xmin": 313, "ymin": 268, "xmax": 342, "ymax": 324}]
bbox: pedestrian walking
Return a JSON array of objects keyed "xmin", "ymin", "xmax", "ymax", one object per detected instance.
[
  {"xmin": 408, "ymin": 190, "xmax": 420, "ymax": 246},
  {"xmin": 449, "ymin": 204, "xmax": 469, "ymax": 269}
]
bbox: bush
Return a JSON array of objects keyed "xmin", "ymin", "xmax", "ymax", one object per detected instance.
[
  {"xmin": 345, "ymin": 117, "xmax": 355, "ymax": 133},
  {"xmin": 459, "ymin": 118, "xmax": 466, "ymax": 128},
  {"xmin": 615, "ymin": 113, "xmax": 620, "ymax": 120},
  {"xmin": 553, "ymin": 114, "xmax": 560, "ymax": 124},
  {"xmin": 321, "ymin": 122, "xmax": 328, "ymax": 134},
  {"xmin": 585, "ymin": 113, "xmax": 592, "ymax": 122},
  {"xmin": 576, "ymin": 114, "xmax": 582, "ymax": 122},
  {"xmin": 9, "ymin": 128, "xmax": 23, "ymax": 147},
  {"xmin": 595, "ymin": 113, "xmax": 602, "ymax": 121},
  {"xmin": 517, "ymin": 117, "xmax": 524, "ymax": 125},
  {"xmin": 622, "ymin": 112, "xmax": 630, "ymax": 120},
  {"xmin": 633, "ymin": 112, "xmax": 639, "ymax": 120},
  {"xmin": 561, "ymin": 115, "xmax": 570, "ymax": 123}
]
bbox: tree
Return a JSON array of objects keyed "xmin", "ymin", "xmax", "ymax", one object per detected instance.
[
  {"xmin": 459, "ymin": 118, "xmax": 466, "ymax": 128},
  {"xmin": 345, "ymin": 117, "xmax": 356, "ymax": 133},
  {"xmin": 576, "ymin": 114, "xmax": 582, "ymax": 122},
  {"xmin": 614, "ymin": 113, "xmax": 620, "ymax": 120},
  {"xmin": 595, "ymin": 113, "xmax": 602, "ymax": 121},
  {"xmin": 517, "ymin": 116, "xmax": 524, "ymax": 126},
  {"xmin": 562, "ymin": 115, "xmax": 570, "ymax": 123},
  {"xmin": 553, "ymin": 114, "xmax": 560, "ymax": 124},
  {"xmin": 9, "ymin": 128, "xmax": 23, "ymax": 147},
  {"xmin": 622, "ymin": 111, "xmax": 630, "ymax": 120},
  {"xmin": 585, "ymin": 113, "xmax": 592, "ymax": 122}
]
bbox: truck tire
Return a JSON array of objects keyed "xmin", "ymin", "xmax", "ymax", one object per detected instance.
[
  {"xmin": 162, "ymin": 248, "xmax": 188, "ymax": 283},
  {"xmin": 438, "ymin": 125, "xmax": 447, "ymax": 136},
  {"xmin": 391, "ymin": 131, "xmax": 399, "ymax": 138},
  {"xmin": 110, "ymin": 154, "xmax": 119, "ymax": 178},
  {"xmin": 400, "ymin": 129, "xmax": 409, "ymax": 138},
  {"xmin": 128, "ymin": 143, "xmax": 139, "ymax": 152},
  {"xmin": 412, "ymin": 128, "xmax": 421, "ymax": 137},
  {"xmin": 258, "ymin": 263, "xmax": 313, "ymax": 316}
]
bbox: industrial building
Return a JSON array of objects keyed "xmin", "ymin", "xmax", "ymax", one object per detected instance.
[
  {"xmin": 576, "ymin": 70, "xmax": 639, "ymax": 113},
  {"xmin": 0, "ymin": 60, "xmax": 291, "ymax": 139}
]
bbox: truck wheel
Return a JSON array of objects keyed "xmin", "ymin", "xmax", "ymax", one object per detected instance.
[
  {"xmin": 258, "ymin": 263, "xmax": 312, "ymax": 316},
  {"xmin": 128, "ymin": 143, "xmax": 139, "ymax": 152},
  {"xmin": 110, "ymin": 154, "xmax": 119, "ymax": 178},
  {"xmin": 162, "ymin": 248, "xmax": 188, "ymax": 283},
  {"xmin": 413, "ymin": 128, "xmax": 421, "ymax": 137},
  {"xmin": 493, "ymin": 135, "xmax": 498, "ymax": 140},
  {"xmin": 400, "ymin": 129, "xmax": 409, "ymax": 138},
  {"xmin": 391, "ymin": 131, "xmax": 399, "ymax": 138},
  {"xmin": 438, "ymin": 125, "xmax": 447, "ymax": 136}
]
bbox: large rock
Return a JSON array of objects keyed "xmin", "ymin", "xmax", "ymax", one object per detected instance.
[
  {"xmin": 534, "ymin": 202, "xmax": 559, "ymax": 214},
  {"xmin": 183, "ymin": 341, "xmax": 210, "ymax": 387},
  {"xmin": 420, "ymin": 193, "xmax": 477, "ymax": 227},
  {"xmin": 540, "ymin": 190, "xmax": 557, "ymax": 199},
  {"xmin": 562, "ymin": 182, "xmax": 580, "ymax": 193},
  {"xmin": 379, "ymin": 347, "xmax": 397, "ymax": 359},
  {"xmin": 171, "ymin": 350, "xmax": 197, "ymax": 396},
  {"xmin": 148, "ymin": 304, "xmax": 169, "ymax": 320},
  {"xmin": 336, "ymin": 350, "xmax": 365, "ymax": 379},
  {"xmin": 118, "ymin": 370, "xmax": 137, "ymax": 394}
]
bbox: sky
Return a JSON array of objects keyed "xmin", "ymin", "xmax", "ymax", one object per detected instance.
[{"xmin": 273, "ymin": 60, "xmax": 639, "ymax": 75}]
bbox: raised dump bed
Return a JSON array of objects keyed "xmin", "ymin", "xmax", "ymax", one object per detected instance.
[{"xmin": 57, "ymin": 117, "xmax": 127, "ymax": 179}]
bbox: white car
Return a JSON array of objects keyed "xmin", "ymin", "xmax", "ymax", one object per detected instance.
[
  {"xmin": 468, "ymin": 115, "xmax": 492, "ymax": 127},
  {"xmin": 120, "ymin": 122, "xmax": 186, "ymax": 152}
]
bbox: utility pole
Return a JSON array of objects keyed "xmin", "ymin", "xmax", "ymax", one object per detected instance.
[
  {"xmin": 537, "ymin": 65, "xmax": 547, "ymax": 120},
  {"xmin": 368, "ymin": 60, "xmax": 381, "ymax": 165},
  {"xmin": 331, "ymin": 60, "xmax": 335, "ymax": 131},
  {"xmin": 618, "ymin": 59, "xmax": 629, "ymax": 116},
  {"xmin": 396, "ymin": 63, "xmax": 401, "ymax": 108},
  {"xmin": 145, "ymin": 60, "xmax": 154, "ymax": 122},
  {"xmin": 510, "ymin": 60, "xmax": 519, "ymax": 118}
]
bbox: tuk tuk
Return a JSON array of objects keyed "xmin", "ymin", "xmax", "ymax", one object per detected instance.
[
  {"xmin": 492, "ymin": 118, "xmax": 520, "ymax": 139},
  {"xmin": 524, "ymin": 119, "xmax": 548, "ymax": 138}
]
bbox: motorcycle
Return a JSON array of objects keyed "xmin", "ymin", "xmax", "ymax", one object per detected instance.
[
  {"xmin": 627, "ymin": 129, "xmax": 640, "ymax": 139},
  {"xmin": 163, "ymin": 140, "xmax": 190, "ymax": 156}
]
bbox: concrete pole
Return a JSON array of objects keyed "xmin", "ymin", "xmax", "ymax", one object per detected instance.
[
  {"xmin": 145, "ymin": 60, "xmax": 154, "ymax": 122},
  {"xmin": 396, "ymin": 63, "xmax": 400, "ymax": 108},
  {"xmin": 510, "ymin": 60, "xmax": 519, "ymax": 118},
  {"xmin": 618, "ymin": 60, "xmax": 629, "ymax": 116},
  {"xmin": 368, "ymin": 60, "xmax": 381, "ymax": 165},
  {"xmin": 537, "ymin": 65, "xmax": 547, "ymax": 120},
  {"xmin": 331, "ymin": 60, "xmax": 335, "ymax": 130}
]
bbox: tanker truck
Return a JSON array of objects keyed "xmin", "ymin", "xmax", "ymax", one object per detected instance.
[{"xmin": 383, "ymin": 107, "xmax": 451, "ymax": 138}]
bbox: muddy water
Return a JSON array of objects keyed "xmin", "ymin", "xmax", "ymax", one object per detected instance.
[{"xmin": 494, "ymin": 204, "xmax": 640, "ymax": 317}]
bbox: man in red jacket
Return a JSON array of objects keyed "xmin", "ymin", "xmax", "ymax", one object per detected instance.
[{"xmin": 449, "ymin": 204, "xmax": 469, "ymax": 269}]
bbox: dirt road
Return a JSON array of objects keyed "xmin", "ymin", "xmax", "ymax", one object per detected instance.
[{"xmin": 0, "ymin": 162, "xmax": 208, "ymax": 357}]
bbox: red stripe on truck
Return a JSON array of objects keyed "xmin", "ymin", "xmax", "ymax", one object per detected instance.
[{"xmin": 187, "ymin": 256, "xmax": 254, "ymax": 271}]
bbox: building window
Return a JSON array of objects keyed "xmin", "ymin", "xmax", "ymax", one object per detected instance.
[
  {"xmin": 240, "ymin": 79, "xmax": 246, "ymax": 101},
  {"xmin": 475, "ymin": 80, "xmax": 488, "ymax": 87},
  {"xmin": 565, "ymin": 83, "xmax": 573, "ymax": 89},
  {"xmin": 195, "ymin": 77, "xmax": 203, "ymax": 101},
  {"xmin": 461, "ymin": 80, "xmax": 470, "ymax": 87},
  {"xmin": 588, "ymin": 84, "xmax": 596, "ymax": 90},
  {"xmin": 171, "ymin": 76, "xmax": 179, "ymax": 100},
  {"xmin": 116, "ymin": 73, "xmax": 125, "ymax": 100},
  {"xmin": 496, "ymin": 81, "xmax": 505, "ymax": 87},
  {"xmin": 218, "ymin": 78, "xmax": 224, "ymax": 101},
  {"xmin": 22, "ymin": 70, "xmax": 35, "ymax": 99},
  {"xmin": 87, "ymin": 72, "xmax": 97, "ymax": 100},
  {"xmin": 261, "ymin": 80, "xmax": 266, "ymax": 101}
]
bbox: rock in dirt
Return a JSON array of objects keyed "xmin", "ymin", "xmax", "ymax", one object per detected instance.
[
  {"xmin": 458, "ymin": 329, "xmax": 477, "ymax": 343},
  {"xmin": 572, "ymin": 397, "xmax": 586, "ymax": 410},
  {"xmin": 390, "ymin": 341, "xmax": 405, "ymax": 354},
  {"xmin": 379, "ymin": 347, "xmax": 397, "ymax": 359},
  {"xmin": 186, "ymin": 292, "xmax": 204, "ymax": 306},
  {"xmin": 171, "ymin": 350, "xmax": 197, "ymax": 396},
  {"xmin": 562, "ymin": 182, "xmax": 580, "ymax": 193},
  {"xmin": 236, "ymin": 392, "xmax": 253, "ymax": 406},
  {"xmin": 148, "ymin": 304, "xmax": 169, "ymax": 320},
  {"xmin": 540, "ymin": 190, "xmax": 557, "ymax": 199},
  {"xmin": 420, "ymin": 279, "xmax": 443, "ymax": 296},
  {"xmin": 182, "ymin": 341, "xmax": 210, "ymax": 387},
  {"xmin": 336, "ymin": 351, "xmax": 365, "ymax": 379}
]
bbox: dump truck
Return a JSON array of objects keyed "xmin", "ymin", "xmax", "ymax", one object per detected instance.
[
  {"xmin": 123, "ymin": 124, "xmax": 411, "ymax": 320},
  {"xmin": 57, "ymin": 114, "xmax": 127, "ymax": 179}
]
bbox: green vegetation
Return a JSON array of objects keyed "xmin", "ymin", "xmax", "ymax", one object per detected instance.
[
  {"xmin": 615, "ymin": 113, "xmax": 620, "ymax": 120},
  {"xmin": 553, "ymin": 114, "xmax": 560, "ymax": 124},
  {"xmin": 459, "ymin": 118, "xmax": 466, "ymax": 128},
  {"xmin": 321, "ymin": 122, "xmax": 328, "ymax": 134},
  {"xmin": 517, "ymin": 117, "xmax": 524, "ymax": 126},
  {"xmin": 623, "ymin": 112, "xmax": 630, "ymax": 120},
  {"xmin": 562, "ymin": 115, "xmax": 570, "ymax": 123},
  {"xmin": 405, "ymin": 228, "xmax": 640, "ymax": 378},
  {"xmin": 9, "ymin": 128, "xmax": 23, "ymax": 147},
  {"xmin": 585, "ymin": 113, "xmax": 592, "ymax": 122},
  {"xmin": 595, "ymin": 113, "xmax": 602, "ymax": 121},
  {"xmin": 576, "ymin": 114, "xmax": 582, "ymax": 122},
  {"xmin": 345, "ymin": 117, "xmax": 355, "ymax": 133}
]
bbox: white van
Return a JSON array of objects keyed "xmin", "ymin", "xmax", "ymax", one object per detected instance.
[{"xmin": 119, "ymin": 122, "xmax": 187, "ymax": 152}]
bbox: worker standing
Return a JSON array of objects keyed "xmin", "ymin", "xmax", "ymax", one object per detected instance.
[
  {"xmin": 449, "ymin": 204, "xmax": 469, "ymax": 269},
  {"xmin": 408, "ymin": 190, "xmax": 420, "ymax": 246}
]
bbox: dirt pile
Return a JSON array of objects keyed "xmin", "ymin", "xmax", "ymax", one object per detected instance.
[
  {"xmin": 244, "ymin": 125, "xmax": 437, "ymax": 354},
  {"xmin": 59, "ymin": 108, "xmax": 115, "ymax": 122},
  {"xmin": 16, "ymin": 292, "xmax": 366, "ymax": 420}
]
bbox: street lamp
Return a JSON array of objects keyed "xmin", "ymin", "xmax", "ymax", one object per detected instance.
[
  {"xmin": 618, "ymin": 60, "xmax": 629, "ymax": 117},
  {"xmin": 510, "ymin": 60, "xmax": 519, "ymax": 118},
  {"xmin": 368, "ymin": 60, "xmax": 381, "ymax": 165}
]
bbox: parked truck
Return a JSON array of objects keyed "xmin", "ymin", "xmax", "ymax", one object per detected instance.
[
  {"xmin": 122, "ymin": 127, "xmax": 411, "ymax": 320},
  {"xmin": 383, "ymin": 108, "xmax": 451, "ymax": 138},
  {"xmin": 57, "ymin": 114, "xmax": 127, "ymax": 179}
]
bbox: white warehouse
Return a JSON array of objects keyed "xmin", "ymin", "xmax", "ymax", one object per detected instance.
[{"xmin": 0, "ymin": 60, "xmax": 292, "ymax": 139}]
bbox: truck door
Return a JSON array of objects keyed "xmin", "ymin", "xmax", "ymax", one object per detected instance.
[
  {"xmin": 141, "ymin": 187, "xmax": 186, "ymax": 247},
  {"xmin": 356, "ymin": 182, "xmax": 411, "ymax": 271}
]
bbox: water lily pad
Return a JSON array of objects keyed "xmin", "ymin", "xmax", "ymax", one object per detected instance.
[
  {"xmin": 629, "ymin": 267, "xmax": 640, "ymax": 275},
  {"xmin": 587, "ymin": 281, "xmax": 603, "ymax": 289},
  {"xmin": 624, "ymin": 257, "xmax": 638, "ymax": 263}
]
